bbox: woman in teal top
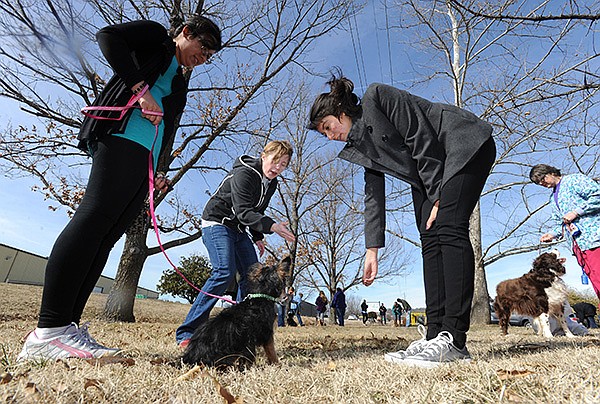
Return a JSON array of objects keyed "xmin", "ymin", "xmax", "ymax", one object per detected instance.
[
  {"xmin": 115, "ymin": 56, "xmax": 180, "ymax": 169},
  {"xmin": 18, "ymin": 15, "xmax": 222, "ymax": 362}
]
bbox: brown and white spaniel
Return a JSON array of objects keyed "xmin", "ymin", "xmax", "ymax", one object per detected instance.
[{"xmin": 494, "ymin": 250, "xmax": 574, "ymax": 338}]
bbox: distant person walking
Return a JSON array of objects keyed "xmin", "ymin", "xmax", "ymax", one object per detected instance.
[
  {"xmin": 293, "ymin": 292, "xmax": 305, "ymax": 326},
  {"xmin": 531, "ymin": 164, "xmax": 600, "ymax": 300},
  {"xmin": 379, "ymin": 303, "xmax": 387, "ymax": 325},
  {"xmin": 331, "ymin": 288, "xmax": 347, "ymax": 326},
  {"xmin": 392, "ymin": 301, "xmax": 402, "ymax": 327},
  {"xmin": 315, "ymin": 290, "xmax": 328, "ymax": 326},
  {"xmin": 361, "ymin": 299, "xmax": 369, "ymax": 324},
  {"xmin": 278, "ymin": 286, "xmax": 295, "ymax": 327}
]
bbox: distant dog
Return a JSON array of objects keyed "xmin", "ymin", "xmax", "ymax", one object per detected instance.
[
  {"xmin": 494, "ymin": 251, "xmax": 574, "ymax": 338},
  {"xmin": 182, "ymin": 256, "xmax": 291, "ymax": 370}
]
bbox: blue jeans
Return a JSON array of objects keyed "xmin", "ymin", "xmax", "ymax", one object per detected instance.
[
  {"xmin": 277, "ymin": 303, "xmax": 286, "ymax": 327},
  {"xmin": 175, "ymin": 225, "xmax": 258, "ymax": 343},
  {"xmin": 335, "ymin": 307, "xmax": 345, "ymax": 326},
  {"xmin": 295, "ymin": 307, "xmax": 304, "ymax": 326}
]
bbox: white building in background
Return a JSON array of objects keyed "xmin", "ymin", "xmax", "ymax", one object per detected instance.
[{"xmin": 0, "ymin": 243, "xmax": 158, "ymax": 299}]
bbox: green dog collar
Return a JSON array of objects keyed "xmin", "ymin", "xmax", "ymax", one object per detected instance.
[{"xmin": 244, "ymin": 293, "xmax": 279, "ymax": 302}]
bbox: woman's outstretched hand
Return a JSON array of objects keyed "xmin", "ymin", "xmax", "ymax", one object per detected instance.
[
  {"xmin": 271, "ymin": 221, "xmax": 295, "ymax": 242},
  {"xmin": 363, "ymin": 248, "xmax": 378, "ymax": 286},
  {"xmin": 255, "ymin": 240, "xmax": 266, "ymax": 256}
]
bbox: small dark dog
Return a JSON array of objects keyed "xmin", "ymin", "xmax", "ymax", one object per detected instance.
[
  {"xmin": 182, "ymin": 256, "xmax": 291, "ymax": 370},
  {"xmin": 494, "ymin": 251, "xmax": 574, "ymax": 338}
]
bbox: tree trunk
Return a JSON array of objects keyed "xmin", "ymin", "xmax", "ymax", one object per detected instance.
[
  {"xmin": 470, "ymin": 202, "xmax": 491, "ymax": 325},
  {"xmin": 103, "ymin": 209, "xmax": 150, "ymax": 322}
]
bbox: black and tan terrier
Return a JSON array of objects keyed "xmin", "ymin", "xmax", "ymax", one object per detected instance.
[{"xmin": 182, "ymin": 256, "xmax": 291, "ymax": 370}]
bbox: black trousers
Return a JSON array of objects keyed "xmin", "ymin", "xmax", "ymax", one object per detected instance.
[
  {"xmin": 38, "ymin": 136, "xmax": 149, "ymax": 328},
  {"xmin": 411, "ymin": 137, "xmax": 496, "ymax": 348}
]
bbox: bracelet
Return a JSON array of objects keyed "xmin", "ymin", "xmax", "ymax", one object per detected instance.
[{"xmin": 132, "ymin": 81, "xmax": 147, "ymax": 95}]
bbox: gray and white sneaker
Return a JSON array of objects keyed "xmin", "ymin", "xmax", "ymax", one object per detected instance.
[
  {"xmin": 402, "ymin": 331, "xmax": 471, "ymax": 368},
  {"xmin": 384, "ymin": 324, "xmax": 429, "ymax": 363},
  {"xmin": 17, "ymin": 323, "xmax": 120, "ymax": 362},
  {"xmin": 76, "ymin": 322, "xmax": 121, "ymax": 356}
]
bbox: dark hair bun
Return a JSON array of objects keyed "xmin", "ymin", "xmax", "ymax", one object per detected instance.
[
  {"xmin": 327, "ymin": 76, "xmax": 358, "ymax": 106},
  {"xmin": 307, "ymin": 70, "xmax": 361, "ymax": 130}
]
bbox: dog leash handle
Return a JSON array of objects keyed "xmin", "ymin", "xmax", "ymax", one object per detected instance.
[
  {"xmin": 81, "ymin": 84, "xmax": 162, "ymax": 120},
  {"xmin": 81, "ymin": 86, "xmax": 237, "ymax": 306}
]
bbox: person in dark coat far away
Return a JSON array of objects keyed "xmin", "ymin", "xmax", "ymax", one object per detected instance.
[{"xmin": 331, "ymin": 288, "xmax": 347, "ymax": 326}]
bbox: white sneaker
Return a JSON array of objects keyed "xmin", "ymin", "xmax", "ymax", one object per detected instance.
[
  {"xmin": 76, "ymin": 322, "xmax": 121, "ymax": 356},
  {"xmin": 402, "ymin": 331, "xmax": 471, "ymax": 369},
  {"xmin": 384, "ymin": 324, "xmax": 428, "ymax": 363},
  {"xmin": 17, "ymin": 323, "xmax": 120, "ymax": 362}
]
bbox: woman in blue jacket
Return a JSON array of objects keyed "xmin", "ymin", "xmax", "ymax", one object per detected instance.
[
  {"xmin": 18, "ymin": 15, "xmax": 222, "ymax": 362},
  {"xmin": 531, "ymin": 164, "xmax": 600, "ymax": 300},
  {"xmin": 309, "ymin": 74, "xmax": 495, "ymax": 368}
]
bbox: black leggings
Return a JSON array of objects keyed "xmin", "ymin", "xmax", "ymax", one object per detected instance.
[
  {"xmin": 411, "ymin": 137, "xmax": 496, "ymax": 348},
  {"xmin": 38, "ymin": 136, "xmax": 149, "ymax": 328}
]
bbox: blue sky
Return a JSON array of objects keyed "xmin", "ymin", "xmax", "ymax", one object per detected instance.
[
  {"xmin": 1, "ymin": 1, "xmax": 597, "ymax": 310},
  {"xmin": 0, "ymin": 172, "xmax": 592, "ymax": 309}
]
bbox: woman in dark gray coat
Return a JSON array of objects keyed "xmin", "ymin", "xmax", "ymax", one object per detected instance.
[{"xmin": 309, "ymin": 74, "xmax": 495, "ymax": 368}]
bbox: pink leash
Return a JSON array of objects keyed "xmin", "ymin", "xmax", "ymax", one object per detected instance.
[
  {"xmin": 81, "ymin": 86, "xmax": 237, "ymax": 305},
  {"xmin": 81, "ymin": 85, "xmax": 163, "ymax": 120}
]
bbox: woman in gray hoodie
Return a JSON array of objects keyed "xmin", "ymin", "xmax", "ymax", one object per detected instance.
[{"xmin": 175, "ymin": 140, "xmax": 295, "ymax": 347}]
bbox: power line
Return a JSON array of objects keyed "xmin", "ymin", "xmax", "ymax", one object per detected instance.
[
  {"xmin": 348, "ymin": 13, "xmax": 365, "ymax": 90},
  {"xmin": 383, "ymin": 0, "xmax": 394, "ymax": 85},
  {"xmin": 352, "ymin": 8, "xmax": 369, "ymax": 87},
  {"xmin": 371, "ymin": 0, "xmax": 385, "ymax": 81}
]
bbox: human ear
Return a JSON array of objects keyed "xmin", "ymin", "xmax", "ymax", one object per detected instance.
[{"xmin": 182, "ymin": 25, "xmax": 194, "ymax": 39}]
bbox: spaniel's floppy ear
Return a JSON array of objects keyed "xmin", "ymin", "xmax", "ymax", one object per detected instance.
[
  {"xmin": 532, "ymin": 253, "xmax": 558, "ymax": 285},
  {"xmin": 536, "ymin": 270, "xmax": 556, "ymax": 286},
  {"xmin": 548, "ymin": 249, "xmax": 566, "ymax": 264},
  {"xmin": 533, "ymin": 252, "xmax": 556, "ymax": 269}
]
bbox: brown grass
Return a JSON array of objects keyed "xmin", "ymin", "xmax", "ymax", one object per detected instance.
[{"xmin": 1, "ymin": 282, "xmax": 600, "ymax": 403}]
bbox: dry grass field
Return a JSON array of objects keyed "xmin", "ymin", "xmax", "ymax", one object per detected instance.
[{"xmin": 1, "ymin": 282, "xmax": 600, "ymax": 403}]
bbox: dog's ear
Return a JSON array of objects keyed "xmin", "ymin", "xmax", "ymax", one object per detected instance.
[
  {"xmin": 277, "ymin": 256, "xmax": 292, "ymax": 276},
  {"xmin": 533, "ymin": 253, "xmax": 554, "ymax": 270},
  {"xmin": 247, "ymin": 262, "xmax": 264, "ymax": 283}
]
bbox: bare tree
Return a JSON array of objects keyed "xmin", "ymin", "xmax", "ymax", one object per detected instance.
[
  {"xmin": 388, "ymin": 0, "xmax": 599, "ymax": 324},
  {"xmin": 0, "ymin": 0, "xmax": 358, "ymax": 321},
  {"xmin": 447, "ymin": 0, "xmax": 600, "ymax": 22},
  {"xmin": 256, "ymin": 81, "xmax": 336, "ymax": 288},
  {"xmin": 289, "ymin": 157, "xmax": 409, "ymax": 300}
]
